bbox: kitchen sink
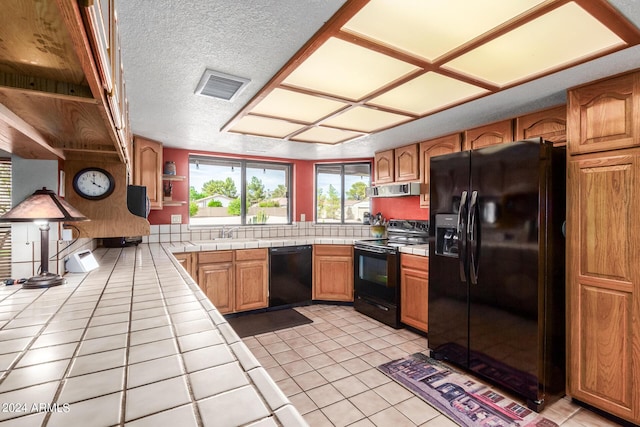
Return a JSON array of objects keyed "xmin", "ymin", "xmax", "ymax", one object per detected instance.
[{"xmin": 213, "ymin": 238, "xmax": 257, "ymax": 242}]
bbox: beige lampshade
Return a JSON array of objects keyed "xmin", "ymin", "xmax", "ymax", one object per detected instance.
[{"xmin": 0, "ymin": 187, "xmax": 88, "ymax": 223}]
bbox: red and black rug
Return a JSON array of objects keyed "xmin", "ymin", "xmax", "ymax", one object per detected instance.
[{"xmin": 378, "ymin": 353, "xmax": 558, "ymax": 427}]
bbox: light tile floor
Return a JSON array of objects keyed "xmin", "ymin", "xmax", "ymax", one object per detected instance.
[{"xmin": 242, "ymin": 304, "xmax": 623, "ymax": 427}]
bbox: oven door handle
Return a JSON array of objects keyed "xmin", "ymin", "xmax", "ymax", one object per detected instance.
[{"xmin": 354, "ymin": 245, "xmax": 394, "ymax": 255}]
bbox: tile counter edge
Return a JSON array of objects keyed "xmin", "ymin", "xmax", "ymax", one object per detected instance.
[
  {"xmin": 160, "ymin": 243, "xmax": 310, "ymax": 427},
  {"xmin": 163, "ymin": 237, "xmax": 429, "ymax": 257},
  {"xmin": 0, "ymin": 244, "xmax": 308, "ymax": 427}
]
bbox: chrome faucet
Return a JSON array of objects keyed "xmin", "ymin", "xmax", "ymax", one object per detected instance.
[{"xmin": 220, "ymin": 226, "xmax": 239, "ymax": 238}]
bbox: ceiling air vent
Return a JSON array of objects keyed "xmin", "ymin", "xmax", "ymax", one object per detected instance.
[{"xmin": 195, "ymin": 69, "xmax": 250, "ymax": 101}]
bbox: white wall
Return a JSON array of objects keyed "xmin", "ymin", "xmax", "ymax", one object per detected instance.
[{"xmin": 10, "ymin": 157, "xmax": 59, "ymax": 278}]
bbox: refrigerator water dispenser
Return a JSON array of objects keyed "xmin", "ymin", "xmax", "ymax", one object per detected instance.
[{"xmin": 435, "ymin": 214, "xmax": 458, "ymax": 257}]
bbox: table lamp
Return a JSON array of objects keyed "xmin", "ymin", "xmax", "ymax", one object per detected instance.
[{"xmin": 0, "ymin": 187, "xmax": 89, "ymax": 289}]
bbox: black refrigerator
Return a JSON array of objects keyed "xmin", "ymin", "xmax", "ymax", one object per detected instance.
[{"xmin": 428, "ymin": 138, "xmax": 566, "ymax": 411}]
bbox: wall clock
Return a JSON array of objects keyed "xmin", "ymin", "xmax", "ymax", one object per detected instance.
[{"xmin": 72, "ymin": 167, "xmax": 115, "ymax": 200}]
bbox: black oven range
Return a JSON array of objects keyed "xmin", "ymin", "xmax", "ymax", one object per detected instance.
[{"xmin": 353, "ymin": 219, "xmax": 429, "ymax": 328}]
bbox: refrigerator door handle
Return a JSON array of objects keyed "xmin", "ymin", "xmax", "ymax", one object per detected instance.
[
  {"xmin": 468, "ymin": 190, "xmax": 481, "ymax": 284},
  {"xmin": 457, "ymin": 191, "xmax": 469, "ymax": 283}
]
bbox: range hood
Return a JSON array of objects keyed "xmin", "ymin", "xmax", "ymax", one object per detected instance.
[{"xmin": 366, "ymin": 182, "xmax": 426, "ymax": 198}]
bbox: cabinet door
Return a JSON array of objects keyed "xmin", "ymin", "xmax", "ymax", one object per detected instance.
[
  {"xmin": 198, "ymin": 262, "xmax": 234, "ymax": 314},
  {"xmin": 394, "ymin": 143, "xmax": 419, "ymax": 182},
  {"xmin": 515, "ymin": 105, "xmax": 567, "ymax": 146},
  {"xmin": 464, "ymin": 119, "xmax": 513, "ymax": 150},
  {"xmin": 568, "ymin": 72, "xmax": 640, "ymax": 155},
  {"xmin": 419, "ymin": 134, "xmax": 461, "ymax": 208},
  {"xmin": 313, "ymin": 245, "xmax": 353, "ymax": 301},
  {"xmin": 567, "ymin": 150, "xmax": 640, "ymax": 423},
  {"xmin": 134, "ymin": 137, "xmax": 163, "ymax": 209},
  {"xmin": 235, "ymin": 259, "xmax": 268, "ymax": 312},
  {"xmin": 400, "ymin": 254, "xmax": 429, "ymax": 332},
  {"xmin": 82, "ymin": 0, "xmax": 114, "ymax": 93},
  {"xmin": 173, "ymin": 252, "xmax": 194, "ymax": 278},
  {"xmin": 374, "ymin": 149, "xmax": 394, "ymax": 184}
]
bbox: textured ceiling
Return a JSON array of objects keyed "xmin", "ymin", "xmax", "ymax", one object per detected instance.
[{"xmin": 118, "ymin": 0, "xmax": 640, "ymax": 160}]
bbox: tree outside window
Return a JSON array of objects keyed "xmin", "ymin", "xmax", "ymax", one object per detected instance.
[
  {"xmin": 316, "ymin": 163, "xmax": 370, "ymax": 224},
  {"xmin": 188, "ymin": 156, "xmax": 291, "ymax": 225}
]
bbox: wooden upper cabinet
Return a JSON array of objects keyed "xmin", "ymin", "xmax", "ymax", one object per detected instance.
[
  {"xmin": 394, "ymin": 143, "xmax": 419, "ymax": 182},
  {"xmin": 515, "ymin": 105, "xmax": 567, "ymax": 146},
  {"xmin": 374, "ymin": 149, "xmax": 394, "ymax": 184},
  {"xmin": 464, "ymin": 119, "xmax": 513, "ymax": 151},
  {"xmin": 134, "ymin": 136, "xmax": 163, "ymax": 210},
  {"xmin": 419, "ymin": 134, "xmax": 461, "ymax": 208},
  {"xmin": 568, "ymin": 71, "xmax": 640, "ymax": 155}
]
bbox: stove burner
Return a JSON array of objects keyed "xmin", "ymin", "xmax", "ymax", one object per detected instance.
[{"xmin": 355, "ymin": 219, "xmax": 429, "ymax": 251}]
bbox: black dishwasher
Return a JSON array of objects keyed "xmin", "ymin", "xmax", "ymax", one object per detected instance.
[{"xmin": 269, "ymin": 245, "xmax": 312, "ymax": 308}]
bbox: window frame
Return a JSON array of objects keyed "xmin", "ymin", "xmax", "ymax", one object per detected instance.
[
  {"xmin": 314, "ymin": 161, "xmax": 371, "ymax": 225},
  {"xmin": 188, "ymin": 155, "xmax": 293, "ymax": 226}
]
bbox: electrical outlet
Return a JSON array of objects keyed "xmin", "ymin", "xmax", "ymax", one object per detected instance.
[
  {"xmin": 300, "ymin": 213, "xmax": 306, "ymax": 222},
  {"xmin": 171, "ymin": 214, "xmax": 182, "ymax": 224},
  {"xmin": 61, "ymin": 229, "xmax": 73, "ymax": 241}
]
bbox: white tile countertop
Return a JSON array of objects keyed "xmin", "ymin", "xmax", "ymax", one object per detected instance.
[
  {"xmin": 0, "ymin": 244, "xmax": 307, "ymax": 427},
  {"xmin": 164, "ymin": 237, "xmax": 429, "ymax": 257}
]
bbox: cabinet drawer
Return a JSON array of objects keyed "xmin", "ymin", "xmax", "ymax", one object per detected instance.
[
  {"xmin": 235, "ymin": 248, "xmax": 268, "ymax": 261},
  {"xmin": 314, "ymin": 245, "xmax": 352, "ymax": 257},
  {"xmin": 198, "ymin": 251, "xmax": 233, "ymax": 264},
  {"xmin": 401, "ymin": 253, "xmax": 428, "ymax": 271}
]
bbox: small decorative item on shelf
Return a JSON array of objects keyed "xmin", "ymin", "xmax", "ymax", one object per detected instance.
[
  {"xmin": 163, "ymin": 182, "xmax": 173, "ymax": 201},
  {"xmin": 164, "ymin": 161, "xmax": 176, "ymax": 175}
]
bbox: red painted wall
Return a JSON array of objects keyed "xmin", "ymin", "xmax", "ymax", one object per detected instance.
[
  {"xmin": 371, "ymin": 196, "xmax": 429, "ymax": 221},
  {"xmin": 147, "ymin": 147, "xmax": 372, "ymax": 225},
  {"xmin": 293, "ymin": 161, "xmax": 314, "ymax": 222},
  {"xmin": 147, "ymin": 148, "xmax": 190, "ymax": 225},
  {"xmin": 146, "ymin": 147, "xmax": 430, "ymax": 225}
]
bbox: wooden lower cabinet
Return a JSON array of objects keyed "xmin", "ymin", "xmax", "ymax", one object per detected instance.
[
  {"xmin": 400, "ymin": 254, "xmax": 428, "ymax": 333},
  {"xmin": 313, "ymin": 245, "xmax": 353, "ymax": 302},
  {"xmin": 235, "ymin": 249, "xmax": 268, "ymax": 312},
  {"xmin": 197, "ymin": 251, "xmax": 234, "ymax": 314},
  {"xmin": 196, "ymin": 249, "xmax": 268, "ymax": 314},
  {"xmin": 173, "ymin": 252, "xmax": 195, "ymax": 279},
  {"xmin": 567, "ymin": 149, "xmax": 640, "ymax": 424}
]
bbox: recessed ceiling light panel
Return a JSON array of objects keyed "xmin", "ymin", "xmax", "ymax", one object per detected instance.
[
  {"xmin": 195, "ymin": 69, "xmax": 250, "ymax": 101},
  {"xmin": 228, "ymin": 115, "xmax": 305, "ymax": 138},
  {"xmin": 342, "ymin": 0, "xmax": 545, "ymax": 61},
  {"xmin": 251, "ymin": 88, "xmax": 348, "ymax": 123},
  {"xmin": 369, "ymin": 72, "xmax": 489, "ymax": 115},
  {"xmin": 443, "ymin": 2, "xmax": 626, "ymax": 86},
  {"xmin": 291, "ymin": 126, "xmax": 363, "ymax": 144},
  {"xmin": 322, "ymin": 106, "xmax": 412, "ymax": 132},
  {"xmin": 282, "ymin": 37, "xmax": 419, "ymax": 101}
]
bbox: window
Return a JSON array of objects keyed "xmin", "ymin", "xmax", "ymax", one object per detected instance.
[
  {"xmin": 189, "ymin": 156, "xmax": 291, "ymax": 226},
  {"xmin": 316, "ymin": 162, "xmax": 370, "ymax": 224}
]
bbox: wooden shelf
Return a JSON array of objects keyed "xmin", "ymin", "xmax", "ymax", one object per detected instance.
[
  {"xmin": 163, "ymin": 174, "xmax": 186, "ymax": 181},
  {"xmin": 163, "ymin": 200, "xmax": 187, "ymax": 206}
]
